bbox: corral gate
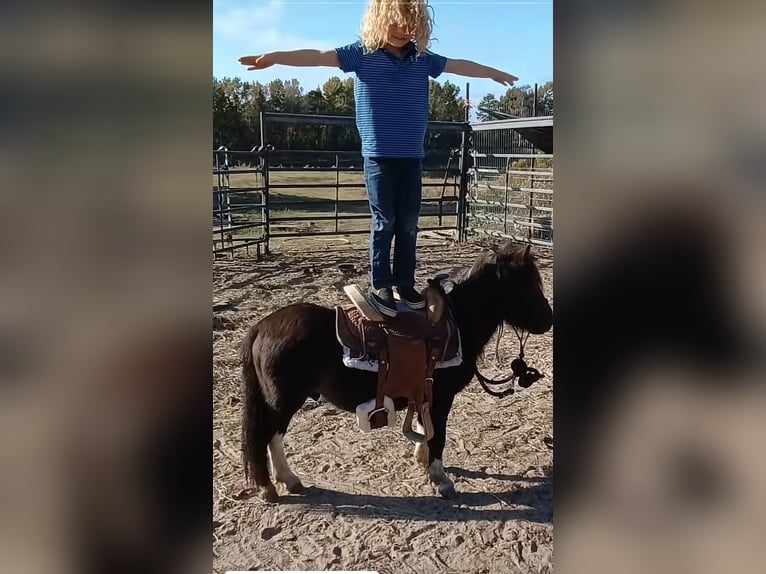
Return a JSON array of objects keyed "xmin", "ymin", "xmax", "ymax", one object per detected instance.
[
  {"xmin": 466, "ymin": 116, "xmax": 553, "ymax": 247},
  {"xmin": 213, "ymin": 113, "xmax": 552, "ymax": 256}
]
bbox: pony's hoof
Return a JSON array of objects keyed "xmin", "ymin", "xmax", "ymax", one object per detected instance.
[
  {"xmin": 285, "ymin": 479, "xmax": 305, "ymax": 494},
  {"xmin": 414, "ymin": 443, "xmax": 430, "ymax": 468},
  {"xmin": 438, "ymin": 483, "xmax": 457, "ymax": 499},
  {"xmin": 259, "ymin": 485, "xmax": 280, "ymax": 503}
]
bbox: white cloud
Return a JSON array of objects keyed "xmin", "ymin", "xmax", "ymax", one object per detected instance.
[
  {"xmin": 214, "ymin": 2, "xmax": 284, "ymax": 42},
  {"xmin": 214, "ymin": 0, "xmax": 333, "ymax": 54},
  {"xmin": 213, "ymin": 0, "xmax": 341, "ymax": 84}
]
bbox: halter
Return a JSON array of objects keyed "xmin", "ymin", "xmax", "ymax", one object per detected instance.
[
  {"xmin": 474, "ymin": 324, "xmax": 544, "ymax": 398},
  {"xmin": 428, "ymin": 274, "xmax": 544, "ymax": 398}
]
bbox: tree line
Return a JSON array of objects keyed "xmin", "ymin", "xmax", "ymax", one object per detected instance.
[{"xmin": 213, "ymin": 76, "xmax": 552, "ymax": 152}]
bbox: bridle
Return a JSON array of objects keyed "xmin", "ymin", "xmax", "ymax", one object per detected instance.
[
  {"xmin": 429, "ymin": 274, "xmax": 544, "ymax": 399},
  {"xmin": 474, "ymin": 323, "xmax": 544, "ymax": 398}
]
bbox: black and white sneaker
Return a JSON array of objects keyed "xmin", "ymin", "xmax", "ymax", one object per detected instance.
[
  {"xmin": 370, "ymin": 287, "xmax": 398, "ymax": 317},
  {"xmin": 393, "ymin": 285, "xmax": 426, "ymax": 310}
]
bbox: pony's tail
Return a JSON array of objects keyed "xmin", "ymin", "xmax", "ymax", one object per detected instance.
[{"xmin": 240, "ymin": 324, "xmax": 265, "ymax": 484}]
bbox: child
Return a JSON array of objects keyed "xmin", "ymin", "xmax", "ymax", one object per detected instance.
[{"xmin": 240, "ymin": 0, "xmax": 517, "ymax": 317}]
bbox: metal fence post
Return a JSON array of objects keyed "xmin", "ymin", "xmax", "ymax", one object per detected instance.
[
  {"xmin": 214, "ymin": 146, "xmax": 230, "ymax": 254},
  {"xmin": 334, "ymin": 153, "xmax": 340, "ymax": 233},
  {"xmin": 260, "ymin": 111, "xmax": 271, "ymax": 255},
  {"xmin": 504, "ymin": 156, "xmax": 510, "ymax": 236},
  {"xmin": 457, "ymin": 122, "xmax": 472, "ymax": 243},
  {"xmin": 528, "ymin": 156, "xmax": 536, "ymax": 242}
]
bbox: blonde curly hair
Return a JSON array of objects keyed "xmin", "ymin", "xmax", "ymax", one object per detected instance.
[{"xmin": 360, "ymin": 0, "xmax": 434, "ymax": 54}]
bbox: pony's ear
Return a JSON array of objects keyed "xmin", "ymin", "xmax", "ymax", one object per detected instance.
[{"xmin": 523, "ymin": 244, "xmax": 533, "ymax": 261}]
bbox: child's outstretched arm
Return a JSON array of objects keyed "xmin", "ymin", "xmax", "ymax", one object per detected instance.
[
  {"xmin": 444, "ymin": 59, "xmax": 518, "ymax": 87},
  {"xmin": 239, "ymin": 50, "xmax": 339, "ymax": 71}
]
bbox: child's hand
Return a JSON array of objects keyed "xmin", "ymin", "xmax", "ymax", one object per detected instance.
[
  {"xmin": 239, "ymin": 54, "xmax": 275, "ymax": 71},
  {"xmin": 491, "ymin": 70, "xmax": 518, "ymax": 87}
]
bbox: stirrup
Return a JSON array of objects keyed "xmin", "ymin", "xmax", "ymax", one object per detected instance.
[
  {"xmin": 355, "ymin": 397, "xmax": 396, "ymax": 432},
  {"xmin": 402, "ymin": 403, "xmax": 434, "ymax": 444}
]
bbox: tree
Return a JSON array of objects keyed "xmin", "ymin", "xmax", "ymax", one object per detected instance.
[
  {"xmin": 322, "ymin": 77, "xmax": 350, "ymax": 114},
  {"xmin": 539, "ymin": 81, "xmax": 553, "ymax": 115},
  {"xmin": 213, "ymin": 73, "xmax": 551, "ymax": 152},
  {"xmin": 498, "ymin": 85, "xmax": 536, "ymax": 117},
  {"xmin": 304, "ymin": 88, "xmax": 327, "ymax": 114},
  {"xmin": 265, "ymin": 79, "xmax": 286, "ymax": 112},
  {"xmin": 241, "ymin": 82, "xmax": 266, "ymax": 127},
  {"xmin": 476, "ymin": 93, "xmax": 502, "ymax": 121},
  {"xmin": 428, "ymin": 80, "xmax": 464, "ymax": 121},
  {"xmin": 283, "ymin": 79, "xmax": 304, "ymax": 113},
  {"xmin": 213, "ymin": 77, "xmax": 245, "ymax": 148}
]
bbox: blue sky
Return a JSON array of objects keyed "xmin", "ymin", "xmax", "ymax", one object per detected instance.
[{"xmin": 214, "ymin": 0, "xmax": 552, "ymax": 107}]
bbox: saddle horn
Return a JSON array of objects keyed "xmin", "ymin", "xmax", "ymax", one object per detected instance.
[{"xmin": 422, "ymin": 286, "xmax": 445, "ymax": 325}]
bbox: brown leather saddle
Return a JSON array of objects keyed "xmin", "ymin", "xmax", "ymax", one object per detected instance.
[{"xmin": 335, "ymin": 286, "xmax": 461, "ymax": 443}]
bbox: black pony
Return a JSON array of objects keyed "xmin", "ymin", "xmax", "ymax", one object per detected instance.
[{"xmin": 240, "ymin": 242, "xmax": 553, "ymax": 502}]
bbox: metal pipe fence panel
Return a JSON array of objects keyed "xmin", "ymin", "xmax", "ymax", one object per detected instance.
[
  {"xmin": 212, "ymin": 113, "xmax": 552, "ymax": 255},
  {"xmin": 255, "ymin": 112, "xmax": 467, "ymax": 242},
  {"xmin": 212, "ymin": 147, "xmax": 269, "ymax": 257},
  {"xmin": 466, "ymin": 117, "xmax": 553, "ymax": 248}
]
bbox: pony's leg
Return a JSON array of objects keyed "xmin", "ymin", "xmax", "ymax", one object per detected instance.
[
  {"xmin": 413, "ymin": 422, "xmax": 430, "ymax": 467},
  {"xmin": 242, "ymin": 393, "xmax": 280, "ymax": 503},
  {"xmin": 425, "ymin": 394, "xmax": 457, "ymax": 498},
  {"xmin": 248, "ymin": 438, "xmax": 280, "ymax": 503},
  {"xmin": 268, "ymin": 433, "xmax": 304, "ymax": 493}
]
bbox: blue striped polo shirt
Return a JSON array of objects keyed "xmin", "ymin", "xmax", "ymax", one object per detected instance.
[{"xmin": 335, "ymin": 41, "xmax": 447, "ymax": 158}]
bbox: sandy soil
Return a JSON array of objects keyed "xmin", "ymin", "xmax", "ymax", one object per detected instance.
[{"xmin": 213, "ymin": 237, "xmax": 554, "ymax": 573}]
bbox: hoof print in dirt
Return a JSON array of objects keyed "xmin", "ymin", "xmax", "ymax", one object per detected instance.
[
  {"xmin": 260, "ymin": 526, "xmax": 281, "ymax": 540},
  {"xmin": 213, "ymin": 300, "xmax": 237, "ymax": 312},
  {"xmin": 233, "ymin": 487, "xmax": 255, "ymax": 500}
]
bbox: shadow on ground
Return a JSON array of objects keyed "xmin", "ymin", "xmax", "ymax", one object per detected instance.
[{"xmin": 278, "ymin": 473, "xmax": 552, "ymax": 524}]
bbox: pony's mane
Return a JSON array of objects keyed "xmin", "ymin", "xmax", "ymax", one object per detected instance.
[
  {"xmin": 467, "ymin": 242, "xmax": 539, "ymax": 281},
  {"xmin": 440, "ymin": 242, "xmax": 543, "ymax": 363}
]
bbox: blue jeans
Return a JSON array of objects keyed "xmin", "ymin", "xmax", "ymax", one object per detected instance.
[{"xmin": 364, "ymin": 157, "xmax": 422, "ymax": 290}]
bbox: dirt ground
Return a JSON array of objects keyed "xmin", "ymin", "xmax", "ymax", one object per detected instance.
[{"xmin": 213, "ymin": 236, "xmax": 554, "ymax": 573}]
